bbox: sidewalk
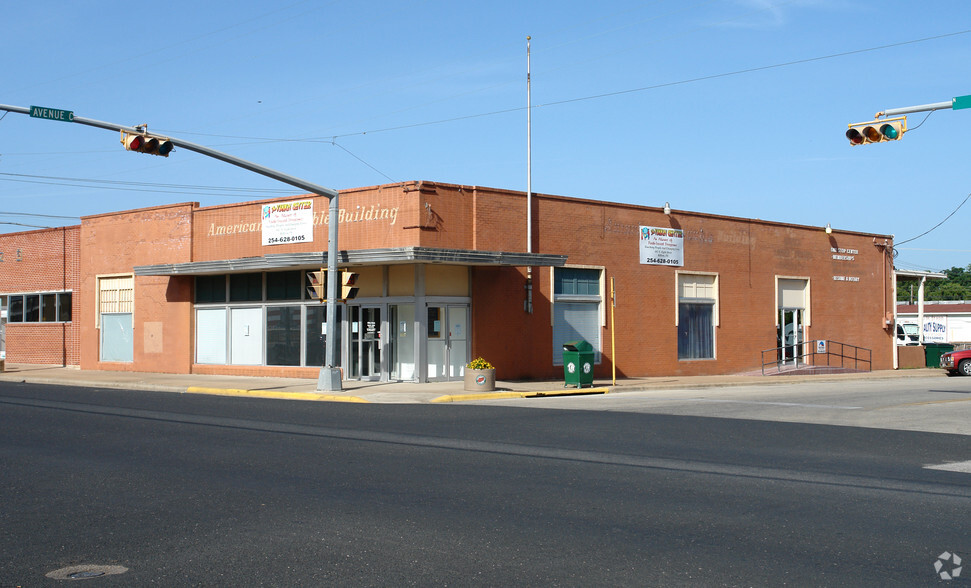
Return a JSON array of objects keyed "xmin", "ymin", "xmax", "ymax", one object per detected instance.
[{"xmin": 0, "ymin": 364, "xmax": 946, "ymax": 404}]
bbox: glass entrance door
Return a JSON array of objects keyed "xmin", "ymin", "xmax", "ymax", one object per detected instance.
[
  {"xmin": 350, "ymin": 305, "xmax": 382, "ymax": 380},
  {"xmin": 389, "ymin": 304, "xmax": 415, "ymax": 381},
  {"xmin": 427, "ymin": 305, "xmax": 468, "ymax": 381},
  {"xmin": 778, "ymin": 308, "xmax": 804, "ymax": 365}
]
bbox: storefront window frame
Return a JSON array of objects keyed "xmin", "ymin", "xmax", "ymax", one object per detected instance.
[
  {"xmin": 551, "ymin": 266, "xmax": 603, "ymax": 365},
  {"xmin": 194, "ymin": 271, "xmax": 338, "ymax": 368},
  {"xmin": 675, "ymin": 272, "xmax": 719, "ymax": 361},
  {"xmin": 5, "ymin": 291, "xmax": 73, "ymax": 323}
]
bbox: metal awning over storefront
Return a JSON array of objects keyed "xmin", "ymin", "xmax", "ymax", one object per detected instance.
[{"xmin": 134, "ymin": 246, "xmax": 567, "ymax": 276}]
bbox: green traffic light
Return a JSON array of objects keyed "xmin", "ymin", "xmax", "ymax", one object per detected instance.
[{"xmin": 880, "ymin": 123, "xmax": 899, "ymax": 140}]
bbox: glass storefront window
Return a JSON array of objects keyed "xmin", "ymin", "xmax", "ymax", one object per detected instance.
[
  {"xmin": 267, "ymin": 271, "xmax": 302, "ymax": 301},
  {"xmin": 24, "ymin": 295, "xmax": 40, "ymax": 322},
  {"xmin": 58, "ymin": 293, "xmax": 72, "ymax": 322},
  {"xmin": 9, "ymin": 296, "xmax": 23, "ymax": 322},
  {"xmin": 196, "ymin": 275, "xmax": 227, "ymax": 303},
  {"xmin": 6, "ymin": 292, "xmax": 72, "ymax": 323},
  {"xmin": 230, "ymin": 273, "xmax": 262, "ymax": 302},
  {"xmin": 427, "ymin": 307, "xmax": 443, "ymax": 338},
  {"xmin": 266, "ymin": 306, "xmax": 301, "ymax": 366},
  {"xmin": 304, "ymin": 304, "xmax": 341, "ymax": 368},
  {"xmin": 41, "ymin": 294, "xmax": 57, "ymax": 322}
]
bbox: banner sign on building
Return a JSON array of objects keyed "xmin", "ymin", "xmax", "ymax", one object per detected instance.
[
  {"xmin": 922, "ymin": 316, "xmax": 948, "ymax": 343},
  {"xmin": 262, "ymin": 199, "xmax": 314, "ymax": 246},
  {"xmin": 639, "ymin": 226, "xmax": 684, "ymax": 266}
]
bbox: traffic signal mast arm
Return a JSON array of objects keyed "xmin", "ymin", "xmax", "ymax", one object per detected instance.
[
  {"xmin": 0, "ymin": 102, "xmax": 345, "ymax": 391},
  {"xmin": 0, "ymin": 104, "xmax": 338, "ymax": 199},
  {"xmin": 876, "ymin": 98, "xmax": 966, "ymax": 118}
]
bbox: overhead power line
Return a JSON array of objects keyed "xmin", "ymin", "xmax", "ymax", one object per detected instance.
[
  {"xmin": 0, "ymin": 211, "xmax": 79, "ymax": 220},
  {"xmin": 0, "ymin": 171, "xmax": 288, "ymax": 199}
]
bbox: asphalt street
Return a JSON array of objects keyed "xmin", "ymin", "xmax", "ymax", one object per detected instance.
[
  {"xmin": 474, "ymin": 374, "xmax": 971, "ymax": 435},
  {"xmin": 0, "ymin": 380, "xmax": 968, "ymax": 586}
]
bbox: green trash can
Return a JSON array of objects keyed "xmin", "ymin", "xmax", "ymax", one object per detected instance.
[
  {"xmin": 924, "ymin": 343, "xmax": 954, "ymax": 367},
  {"xmin": 562, "ymin": 340, "xmax": 594, "ymax": 388}
]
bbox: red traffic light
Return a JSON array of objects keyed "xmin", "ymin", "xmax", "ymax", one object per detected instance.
[
  {"xmin": 121, "ymin": 131, "xmax": 174, "ymax": 157},
  {"xmin": 125, "ymin": 134, "xmax": 144, "ymax": 150},
  {"xmin": 845, "ymin": 128, "xmax": 864, "ymax": 145}
]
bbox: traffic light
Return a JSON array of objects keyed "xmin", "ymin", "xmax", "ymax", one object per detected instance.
[
  {"xmin": 121, "ymin": 131, "xmax": 174, "ymax": 156},
  {"xmin": 306, "ymin": 269, "xmax": 326, "ymax": 301},
  {"xmin": 340, "ymin": 270, "xmax": 359, "ymax": 301},
  {"xmin": 845, "ymin": 116, "xmax": 906, "ymax": 146}
]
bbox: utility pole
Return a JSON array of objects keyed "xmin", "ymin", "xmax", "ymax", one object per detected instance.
[
  {"xmin": 525, "ymin": 36, "xmax": 534, "ymax": 314},
  {"xmin": 0, "ymin": 103, "xmax": 345, "ymax": 391}
]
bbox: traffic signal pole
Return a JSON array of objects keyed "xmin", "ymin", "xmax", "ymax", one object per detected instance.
[
  {"xmin": 876, "ymin": 100, "xmax": 957, "ymax": 118},
  {"xmin": 0, "ymin": 103, "xmax": 345, "ymax": 391}
]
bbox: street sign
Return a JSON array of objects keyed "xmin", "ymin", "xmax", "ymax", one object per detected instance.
[
  {"xmin": 29, "ymin": 105, "xmax": 74, "ymax": 122},
  {"xmin": 953, "ymin": 95, "xmax": 971, "ymax": 111}
]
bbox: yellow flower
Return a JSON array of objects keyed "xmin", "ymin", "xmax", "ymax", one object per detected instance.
[{"xmin": 467, "ymin": 357, "xmax": 494, "ymax": 370}]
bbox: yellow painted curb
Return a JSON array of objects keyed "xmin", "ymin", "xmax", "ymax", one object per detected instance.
[
  {"xmin": 431, "ymin": 391, "xmax": 526, "ymax": 403},
  {"xmin": 431, "ymin": 387, "xmax": 610, "ymax": 403},
  {"xmin": 185, "ymin": 386, "xmax": 370, "ymax": 403},
  {"xmin": 525, "ymin": 387, "xmax": 610, "ymax": 398}
]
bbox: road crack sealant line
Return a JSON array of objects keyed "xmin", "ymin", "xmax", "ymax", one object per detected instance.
[{"xmin": 431, "ymin": 387, "xmax": 610, "ymax": 403}]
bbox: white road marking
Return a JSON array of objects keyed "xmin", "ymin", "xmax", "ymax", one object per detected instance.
[
  {"xmin": 684, "ymin": 398, "xmax": 863, "ymax": 410},
  {"xmin": 925, "ymin": 460, "xmax": 971, "ymax": 473}
]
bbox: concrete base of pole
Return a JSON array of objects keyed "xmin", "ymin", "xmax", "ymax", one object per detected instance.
[{"xmin": 317, "ymin": 367, "xmax": 343, "ymax": 392}]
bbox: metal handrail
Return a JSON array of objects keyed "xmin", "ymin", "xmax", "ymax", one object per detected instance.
[{"xmin": 761, "ymin": 340, "xmax": 871, "ymax": 376}]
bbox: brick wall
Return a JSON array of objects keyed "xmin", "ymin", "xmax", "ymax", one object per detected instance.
[
  {"xmin": 192, "ymin": 186, "xmax": 422, "ymax": 262},
  {"xmin": 0, "ymin": 226, "xmax": 80, "ymax": 365},
  {"xmin": 0, "ymin": 181, "xmax": 894, "ymax": 379},
  {"xmin": 80, "ymin": 203, "xmax": 195, "ymax": 373},
  {"xmin": 453, "ymin": 186, "xmax": 894, "ymax": 377}
]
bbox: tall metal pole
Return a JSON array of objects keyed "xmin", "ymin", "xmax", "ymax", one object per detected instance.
[
  {"xmin": 319, "ymin": 194, "xmax": 342, "ymax": 391},
  {"xmin": 526, "ymin": 36, "xmax": 533, "ymax": 255},
  {"xmin": 525, "ymin": 36, "xmax": 534, "ymax": 314},
  {"xmin": 0, "ymin": 103, "xmax": 345, "ymax": 391}
]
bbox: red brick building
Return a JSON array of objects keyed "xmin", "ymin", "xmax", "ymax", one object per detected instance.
[{"xmin": 0, "ymin": 181, "xmax": 895, "ymax": 382}]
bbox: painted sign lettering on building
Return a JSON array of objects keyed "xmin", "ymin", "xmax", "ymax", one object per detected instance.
[
  {"xmin": 262, "ymin": 199, "xmax": 314, "ymax": 246},
  {"xmin": 639, "ymin": 226, "xmax": 684, "ymax": 266},
  {"xmin": 831, "ymin": 247, "xmax": 858, "ymax": 262},
  {"xmin": 206, "ymin": 203, "xmax": 399, "ymax": 238}
]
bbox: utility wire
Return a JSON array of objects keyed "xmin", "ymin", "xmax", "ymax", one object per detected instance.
[
  {"xmin": 0, "ymin": 172, "xmax": 287, "ymax": 198},
  {"xmin": 896, "ymin": 191, "xmax": 971, "ymax": 247},
  {"xmin": 329, "ymin": 141, "xmax": 396, "ymax": 183},
  {"xmin": 0, "ymin": 221, "xmax": 53, "ymax": 229},
  {"xmin": 0, "ymin": 211, "xmax": 79, "ymax": 220}
]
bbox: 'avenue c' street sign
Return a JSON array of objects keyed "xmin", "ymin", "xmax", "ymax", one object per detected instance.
[{"xmin": 29, "ymin": 105, "xmax": 74, "ymax": 122}]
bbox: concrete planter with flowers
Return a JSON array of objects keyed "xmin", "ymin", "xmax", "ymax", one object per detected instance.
[{"xmin": 463, "ymin": 357, "xmax": 496, "ymax": 392}]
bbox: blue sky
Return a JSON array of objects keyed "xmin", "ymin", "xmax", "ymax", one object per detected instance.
[{"xmin": 2, "ymin": 0, "xmax": 969, "ymax": 272}]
